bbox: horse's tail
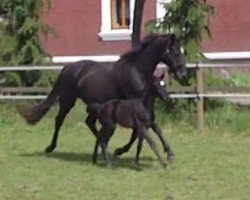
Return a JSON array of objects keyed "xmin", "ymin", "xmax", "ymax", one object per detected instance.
[
  {"xmin": 86, "ymin": 103, "xmax": 101, "ymax": 117},
  {"xmin": 19, "ymin": 75, "xmax": 62, "ymax": 125}
]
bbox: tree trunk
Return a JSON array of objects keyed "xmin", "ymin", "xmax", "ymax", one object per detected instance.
[{"xmin": 131, "ymin": 0, "xmax": 145, "ymax": 48}]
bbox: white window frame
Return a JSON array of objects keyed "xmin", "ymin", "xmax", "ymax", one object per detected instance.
[
  {"xmin": 156, "ymin": 0, "xmax": 172, "ymax": 19},
  {"xmin": 99, "ymin": 0, "xmax": 135, "ymax": 41}
]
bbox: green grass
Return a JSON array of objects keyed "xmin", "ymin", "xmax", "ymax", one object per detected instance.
[{"xmin": 0, "ymin": 101, "xmax": 250, "ymax": 200}]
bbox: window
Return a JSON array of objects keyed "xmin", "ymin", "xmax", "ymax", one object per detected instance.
[
  {"xmin": 99, "ymin": 0, "xmax": 135, "ymax": 41},
  {"xmin": 111, "ymin": 0, "xmax": 130, "ymax": 29}
]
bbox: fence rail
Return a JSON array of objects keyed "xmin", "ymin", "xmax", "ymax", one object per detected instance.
[
  {"xmin": 1, "ymin": 62, "xmax": 250, "ymax": 131},
  {"xmin": 0, "ymin": 66, "xmax": 64, "ymax": 71},
  {"xmin": 1, "ymin": 62, "xmax": 250, "ymax": 72}
]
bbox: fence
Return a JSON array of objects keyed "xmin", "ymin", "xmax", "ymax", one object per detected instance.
[{"xmin": 1, "ymin": 62, "xmax": 250, "ymax": 131}]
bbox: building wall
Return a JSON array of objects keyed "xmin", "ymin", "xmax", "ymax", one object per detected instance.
[
  {"xmin": 42, "ymin": 0, "xmax": 250, "ymax": 57},
  {"xmin": 42, "ymin": 0, "xmax": 156, "ymax": 57},
  {"xmin": 203, "ymin": 0, "xmax": 250, "ymax": 52}
]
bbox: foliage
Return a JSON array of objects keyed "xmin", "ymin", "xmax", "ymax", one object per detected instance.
[
  {"xmin": 0, "ymin": 0, "xmax": 55, "ymax": 86},
  {"xmin": 146, "ymin": 0, "xmax": 215, "ymax": 62},
  {"xmin": 158, "ymin": 71, "xmax": 250, "ymax": 133},
  {"xmin": 155, "ymin": 98, "xmax": 196, "ymax": 132},
  {"xmin": 204, "ymin": 70, "xmax": 250, "ymax": 87}
]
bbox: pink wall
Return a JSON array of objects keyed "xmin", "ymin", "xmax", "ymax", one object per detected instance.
[
  {"xmin": 42, "ymin": 0, "xmax": 250, "ymax": 56},
  {"xmin": 203, "ymin": 0, "xmax": 250, "ymax": 52},
  {"xmin": 42, "ymin": 0, "xmax": 156, "ymax": 56}
]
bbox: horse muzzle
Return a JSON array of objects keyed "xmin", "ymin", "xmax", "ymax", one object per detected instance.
[{"xmin": 175, "ymin": 65, "xmax": 187, "ymax": 80}]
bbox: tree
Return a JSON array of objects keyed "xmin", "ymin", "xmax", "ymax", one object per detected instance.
[
  {"xmin": 131, "ymin": 0, "xmax": 145, "ymax": 47},
  {"xmin": 146, "ymin": 0, "xmax": 215, "ymax": 62},
  {"xmin": 0, "ymin": 0, "xmax": 56, "ymax": 86},
  {"xmin": 0, "ymin": 0, "xmax": 53, "ymax": 65}
]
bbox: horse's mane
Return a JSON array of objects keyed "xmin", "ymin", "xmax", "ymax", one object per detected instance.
[{"xmin": 120, "ymin": 34, "xmax": 162, "ymax": 60}]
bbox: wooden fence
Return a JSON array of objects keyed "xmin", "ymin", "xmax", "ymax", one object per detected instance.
[{"xmin": 1, "ymin": 63, "xmax": 250, "ymax": 131}]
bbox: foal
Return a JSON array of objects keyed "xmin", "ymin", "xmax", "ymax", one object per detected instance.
[
  {"xmin": 87, "ymin": 78, "xmax": 169, "ymax": 167},
  {"xmin": 87, "ymin": 98, "xmax": 166, "ymax": 167},
  {"xmin": 114, "ymin": 75, "xmax": 175, "ymax": 162}
]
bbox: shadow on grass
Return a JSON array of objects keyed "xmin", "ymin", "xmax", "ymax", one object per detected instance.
[{"xmin": 19, "ymin": 151, "xmax": 160, "ymax": 171}]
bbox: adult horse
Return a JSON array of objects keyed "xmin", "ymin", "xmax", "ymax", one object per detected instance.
[{"xmin": 19, "ymin": 33, "xmax": 186, "ymax": 163}]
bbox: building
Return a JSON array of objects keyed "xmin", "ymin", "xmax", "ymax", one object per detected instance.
[{"xmin": 41, "ymin": 0, "xmax": 250, "ymax": 63}]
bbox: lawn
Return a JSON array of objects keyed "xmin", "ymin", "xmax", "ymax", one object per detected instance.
[{"xmin": 0, "ymin": 101, "xmax": 250, "ymax": 200}]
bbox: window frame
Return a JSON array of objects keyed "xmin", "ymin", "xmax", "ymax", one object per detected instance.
[
  {"xmin": 110, "ymin": 0, "xmax": 130, "ymax": 29},
  {"xmin": 156, "ymin": 0, "xmax": 172, "ymax": 19},
  {"xmin": 99, "ymin": 0, "xmax": 135, "ymax": 41}
]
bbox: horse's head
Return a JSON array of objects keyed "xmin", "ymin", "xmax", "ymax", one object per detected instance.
[
  {"xmin": 161, "ymin": 34, "xmax": 187, "ymax": 81},
  {"xmin": 151, "ymin": 77, "xmax": 168, "ymax": 101}
]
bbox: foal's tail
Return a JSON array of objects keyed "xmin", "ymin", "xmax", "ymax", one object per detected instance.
[
  {"xmin": 86, "ymin": 103, "xmax": 101, "ymax": 117},
  {"xmin": 18, "ymin": 76, "xmax": 62, "ymax": 125}
]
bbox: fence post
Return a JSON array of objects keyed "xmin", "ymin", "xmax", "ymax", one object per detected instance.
[{"xmin": 196, "ymin": 63, "xmax": 204, "ymax": 131}]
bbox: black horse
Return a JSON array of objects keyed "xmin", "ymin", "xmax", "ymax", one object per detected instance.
[
  {"xmin": 87, "ymin": 77, "xmax": 169, "ymax": 167},
  {"xmin": 19, "ymin": 33, "xmax": 186, "ymax": 163},
  {"xmin": 113, "ymin": 76, "xmax": 174, "ymax": 159}
]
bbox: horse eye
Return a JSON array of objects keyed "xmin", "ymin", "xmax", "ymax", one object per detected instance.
[{"xmin": 160, "ymin": 80, "xmax": 165, "ymax": 86}]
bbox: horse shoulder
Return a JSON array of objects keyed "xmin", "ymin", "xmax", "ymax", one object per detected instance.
[{"xmin": 120, "ymin": 68, "xmax": 146, "ymax": 98}]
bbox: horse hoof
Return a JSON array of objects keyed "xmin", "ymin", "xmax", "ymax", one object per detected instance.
[
  {"xmin": 133, "ymin": 162, "xmax": 142, "ymax": 171},
  {"xmin": 162, "ymin": 162, "xmax": 167, "ymax": 168},
  {"xmin": 92, "ymin": 160, "xmax": 97, "ymax": 165},
  {"xmin": 167, "ymin": 155, "xmax": 176, "ymax": 163},
  {"xmin": 45, "ymin": 146, "xmax": 54, "ymax": 153}
]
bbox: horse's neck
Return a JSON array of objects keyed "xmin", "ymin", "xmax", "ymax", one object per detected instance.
[{"xmin": 135, "ymin": 49, "xmax": 165, "ymax": 77}]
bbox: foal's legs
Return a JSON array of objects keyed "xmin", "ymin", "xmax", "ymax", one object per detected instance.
[
  {"xmin": 45, "ymin": 96, "xmax": 76, "ymax": 153},
  {"xmin": 135, "ymin": 128, "xmax": 144, "ymax": 167},
  {"xmin": 93, "ymin": 125, "xmax": 115, "ymax": 165},
  {"xmin": 134, "ymin": 125, "xmax": 166, "ymax": 167},
  {"xmin": 114, "ymin": 122, "xmax": 175, "ymax": 162},
  {"xmin": 151, "ymin": 122, "xmax": 175, "ymax": 161},
  {"xmin": 86, "ymin": 113, "xmax": 115, "ymax": 165},
  {"xmin": 143, "ymin": 129, "xmax": 166, "ymax": 167},
  {"xmin": 114, "ymin": 129, "xmax": 137, "ymax": 156}
]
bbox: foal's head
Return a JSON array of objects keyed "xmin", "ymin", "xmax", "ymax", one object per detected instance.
[{"xmin": 150, "ymin": 77, "xmax": 168, "ymax": 101}]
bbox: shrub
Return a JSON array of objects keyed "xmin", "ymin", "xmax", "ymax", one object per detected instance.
[
  {"xmin": 146, "ymin": 0, "xmax": 215, "ymax": 62},
  {"xmin": 0, "ymin": 0, "xmax": 56, "ymax": 86}
]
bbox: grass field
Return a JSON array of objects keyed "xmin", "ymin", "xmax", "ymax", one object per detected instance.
[{"xmin": 0, "ymin": 101, "xmax": 250, "ymax": 200}]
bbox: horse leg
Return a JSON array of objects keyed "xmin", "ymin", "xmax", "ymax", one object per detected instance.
[
  {"xmin": 45, "ymin": 97, "xmax": 76, "ymax": 153},
  {"xmin": 93, "ymin": 126, "xmax": 115, "ymax": 166},
  {"xmin": 151, "ymin": 122, "xmax": 175, "ymax": 162},
  {"xmin": 92, "ymin": 139, "xmax": 99, "ymax": 164},
  {"xmin": 101, "ymin": 125, "xmax": 116, "ymax": 155},
  {"xmin": 85, "ymin": 114, "xmax": 98, "ymax": 137},
  {"xmin": 85, "ymin": 114, "xmax": 101, "ymax": 164},
  {"xmin": 93, "ymin": 131, "xmax": 114, "ymax": 164},
  {"xmin": 135, "ymin": 129, "xmax": 143, "ymax": 167},
  {"xmin": 144, "ymin": 129, "xmax": 166, "ymax": 167},
  {"xmin": 114, "ymin": 129, "xmax": 137, "ymax": 156},
  {"xmin": 86, "ymin": 114, "xmax": 114, "ymax": 165}
]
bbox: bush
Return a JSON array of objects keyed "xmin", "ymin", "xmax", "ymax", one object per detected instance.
[
  {"xmin": 155, "ymin": 71, "xmax": 250, "ymax": 134},
  {"xmin": 146, "ymin": 0, "xmax": 215, "ymax": 62},
  {"xmin": 0, "ymin": 0, "xmax": 56, "ymax": 86}
]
